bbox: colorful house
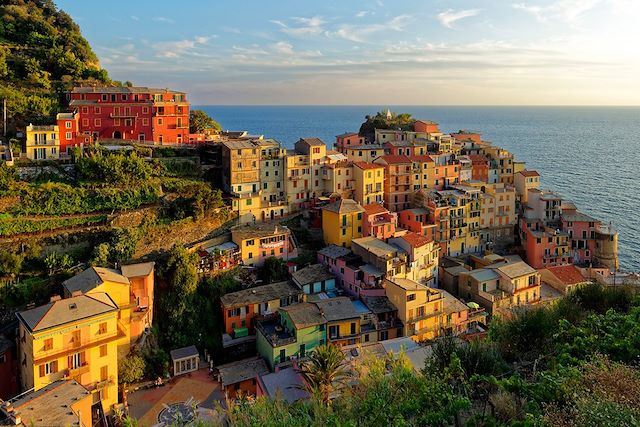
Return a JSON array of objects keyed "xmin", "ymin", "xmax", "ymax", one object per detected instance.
[
  {"xmin": 539, "ymin": 265, "xmax": 591, "ymax": 295},
  {"xmin": 256, "ymin": 303, "xmax": 327, "ymax": 369},
  {"xmin": 514, "ymin": 170, "xmax": 540, "ymax": 205},
  {"xmin": 56, "ymin": 111, "xmax": 82, "ymax": 155},
  {"xmin": 291, "ymin": 264, "xmax": 336, "ymax": 296},
  {"xmin": 398, "ymin": 208, "xmax": 437, "ymax": 241},
  {"xmin": 0, "ymin": 335, "xmax": 18, "ymax": 400},
  {"xmin": 321, "ymin": 199, "xmax": 364, "ymax": 248},
  {"xmin": 351, "ymin": 236, "xmax": 408, "ymax": 278},
  {"xmin": 373, "ymin": 155, "xmax": 413, "ymax": 212},
  {"xmin": 384, "ymin": 278, "xmax": 445, "ymax": 341},
  {"xmin": 217, "ymin": 357, "xmax": 269, "ymax": 399},
  {"xmin": 231, "ymin": 223, "xmax": 298, "ymax": 267},
  {"xmin": 353, "ymin": 162, "xmax": 385, "ymax": 206},
  {"xmin": 362, "ymin": 296, "xmax": 404, "ymax": 342},
  {"xmin": 62, "ymin": 263, "xmax": 155, "ymax": 357},
  {"xmin": 316, "ymin": 245, "xmax": 385, "ymax": 297},
  {"xmin": 362, "ymin": 203, "xmax": 397, "ymax": 240},
  {"xmin": 25, "ymin": 124, "xmax": 60, "ymax": 160},
  {"xmin": 389, "ymin": 232, "xmax": 439, "ymax": 285},
  {"xmin": 220, "ymin": 281, "xmax": 304, "ymax": 338},
  {"xmin": 314, "ymin": 297, "xmax": 361, "ymax": 347},
  {"xmin": 335, "ymin": 132, "xmax": 365, "ymax": 153},
  {"xmin": 16, "ymin": 293, "xmax": 121, "ymax": 413},
  {"xmin": 69, "ymin": 86, "xmax": 190, "ymax": 143},
  {"xmin": 0, "ymin": 380, "xmax": 94, "ymax": 427}
]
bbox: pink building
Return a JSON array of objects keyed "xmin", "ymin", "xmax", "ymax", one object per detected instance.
[
  {"xmin": 317, "ymin": 245, "xmax": 386, "ymax": 297},
  {"xmin": 335, "ymin": 132, "xmax": 365, "ymax": 153},
  {"xmin": 362, "ymin": 203, "xmax": 398, "ymax": 240},
  {"xmin": 521, "ymin": 218, "xmax": 572, "ymax": 269},
  {"xmin": 560, "ymin": 206, "xmax": 600, "ymax": 266}
]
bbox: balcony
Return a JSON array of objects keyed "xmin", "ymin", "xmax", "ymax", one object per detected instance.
[
  {"xmin": 65, "ymin": 363, "xmax": 90, "ymax": 379},
  {"xmin": 256, "ymin": 318, "xmax": 296, "ymax": 347},
  {"xmin": 407, "ymin": 310, "xmax": 442, "ymax": 324},
  {"xmin": 34, "ymin": 329, "xmax": 124, "ymax": 364}
]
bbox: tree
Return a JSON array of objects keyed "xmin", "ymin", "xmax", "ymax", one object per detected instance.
[
  {"xmin": 260, "ymin": 257, "xmax": 288, "ymax": 284},
  {"xmin": 118, "ymin": 353, "xmax": 145, "ymax": 384},
  {"xmin": 0, "ymin": 252, "xmax": 23, "ymax": 278},
  {"xmin": 110, "ymin": 228, "xmax": 139, "ymax": 263},
  {"xmin": 189, "ymin": 109, "xmax": 221, "ymax": 133},
  {"xmin": 90, "ymin": 243, "xmax": 111, "ymax": 267},
  {"xmin": 297, "ymin": 344, "xmax": 351, "ymax": 407}
]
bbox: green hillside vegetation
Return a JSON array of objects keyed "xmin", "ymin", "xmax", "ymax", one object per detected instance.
[
  {"xmin": 358, "ymin": 110, "xmax": 416, "ymax": 142},
  {"xmin": 0, "ymin": 0, "xmax": 111, "ymax": 132},
  {"xmin": 222, "ymin": 284, "xmax": 640, "ymax": 427}
]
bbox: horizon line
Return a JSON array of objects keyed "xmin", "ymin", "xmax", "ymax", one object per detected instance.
[{"xmin": 191, "ymin": 104, "xmax": 640, "ymax": 108}]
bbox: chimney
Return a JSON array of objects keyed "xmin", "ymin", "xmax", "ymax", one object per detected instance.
[{"xmin": 50, "ymin": 295, "xmax": 62, "ymax": 302}]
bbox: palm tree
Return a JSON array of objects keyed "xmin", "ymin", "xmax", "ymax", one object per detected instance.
[{"xmin": 296, "ymin": 344, "xmax": 351, "ymax": 407}]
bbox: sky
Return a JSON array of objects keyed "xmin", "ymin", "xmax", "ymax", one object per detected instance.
[{"xmin": 56, "ymin": 0, "xmax": 640, "ymax": 105}]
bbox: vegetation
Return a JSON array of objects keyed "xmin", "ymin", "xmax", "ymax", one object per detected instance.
[
  {"xmin": 358, "ymin": 110, "xmax": 416, "ymax": 142},
  {"xmin": 222, "ymin": 284, "xmax": 640, "ymax": 426},
  {"xmin": 297, "ymin": 345, "xmax": 351, "ymax": 407},
  {"xmin": 189, "ymin": 109, "xmax": 221, "ymax": 134},
  {"xmin": 259, "ymin": 257, "xmax": 288, "ymax": 284},
  {"xmin": 0, "ymin": 214, "xmax": 106, "ymax": 236},
  {"xmin": 118, "ymin": 353, "xmax": 146, "ymax": 384},
  {"xmin": 0, "ymin": 0, "xmax": 111, "ymax": 132}
]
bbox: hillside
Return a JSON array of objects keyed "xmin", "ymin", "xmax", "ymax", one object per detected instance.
[{"xmin": 0, "ymin": 0, "xmax": 111, "ymax": 133}]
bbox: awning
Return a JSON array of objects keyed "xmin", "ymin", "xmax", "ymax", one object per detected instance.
[{"xmin": 467, "ymin": 302, "xmax": 481, "ymax": 309}]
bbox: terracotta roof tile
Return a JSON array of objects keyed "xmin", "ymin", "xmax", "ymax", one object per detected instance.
[
  {"xmin": 374, "ymin": 155, "xmax": 412, "ymax": 165},
  {"xmin": 545, "ymin": 265, "xmax": 586, "ymax": 285},
  {"xmin": 399, "ymin": 231, "xmax": 432, "ymax": 247},
  {"xmin": 363, "ymin": 203, "xmax": 388, "ymax": 215},
  {"xmin": 353, "ymin": 162, "xmax": 383, "ymax": 170}
]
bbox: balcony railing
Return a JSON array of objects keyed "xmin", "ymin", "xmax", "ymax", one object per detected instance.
[
  {"xmin": 65, "ymin": 363, "xmax": 90, "ymax": 379},
  {"xmin": 34, "ymin": 329, "xmax": 123, "ymax": 364}
]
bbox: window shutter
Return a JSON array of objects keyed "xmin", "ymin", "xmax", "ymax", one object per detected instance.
[
  {"xmin": 39, "ymin": 365, "xmax": 45, "ymax": 377},
  {"xmin": 51, "ymin": 360, "xmax": 58, "ymax": 373}
]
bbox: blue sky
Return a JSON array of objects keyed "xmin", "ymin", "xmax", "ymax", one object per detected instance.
[{"xmin": 57, "ymin": 0, "xmax": 640, "ymax": 105}]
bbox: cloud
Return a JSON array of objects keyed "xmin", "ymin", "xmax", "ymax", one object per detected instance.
[
  {"xmin": 130, "ymin": 16, "xmax": 139, "ymax": 21},
  {"xmin": 270, "ymin": 16, "xmax": 326, "ymax": 37},
  {"xmin": 152, "ymin": 16, "xmax": 175, "ymax": 24},
  {"xmin": 356, "ymin": 11, "xmax": 370, "ymax": 18},
  {"xmin": 331, "ymin": 15, "xmax": 411, "ymax": 43},
  {"xmin": 512, "ymin": 0, "xmax": 602, "ymax": 23},
  {"xmin": 153, "ymin": 36, "xmax": 210, "ymax": 58},
  {"xmin": 436, "ymin": 9, "xmax": 481, "ymax": 29}
]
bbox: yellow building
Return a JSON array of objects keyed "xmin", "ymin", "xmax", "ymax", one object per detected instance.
[
  {"xmin": 285, "ymin": 138, "xmax": 327, "ymax": 211},
  {"xmin": 16, "ymin": 293, "xmax": 121, "ymax": 413},
  {"xmin": 231, "ymin": 223, "xmax": 298, "ymax": 267},
  {"xmin": 222, "ymin": 140, "xmax": 262, "ymax": 223},
  {"xmin": 514, "ymin": 170, "xmax": 540, "ymax": 205},
  {"xmin": 484, "ymin": 146, "xmax": 514, "ymax": 185},
  {"xmin": 410, "ymin": 155, "xmax": 435, "ymax": 193},
  {"xmin": 314, "ymin": 297, "xmax": 361, "ymax": 347},
  {"xmin": 256, "ymin": 139, "xmax": 289, "ymax": 222},
  {"xmin": 389, "ymin": 232, "xmax": 439, "ymax": 286},
  {"xmin": 322, "ymin": 160, "xmax": 354, "ymax": 200},
  {"xmin": 25, "ymin": 124, "xmax": 60, "ymax": 160},
  {"xmin": 428, "ymin": 187, "xmax": 481, "ymax": 256},
  {"xmin": 384, "ymin": 278, "xmax": 445, "ymax": 341},
  {"xmin": 343, "ymin": 145, "xmax": 383, "ymax": 163},
  {"xmin": 458, "ymin": 259, "xmax": 541, "ymax": 316},
  {"xmin": 353, "ymin": 162, "xmax": 384, "ymax": 206},
  {"xmin": 62, "ymin": 264, "xmax": 156, "ymax": 358},
  {"xmin": 321, "ymin": 199, "xmax": 365, "ymax": 248}
]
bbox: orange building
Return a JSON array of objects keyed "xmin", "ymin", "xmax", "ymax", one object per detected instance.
[
  {"xmin": 373, "ymin": 155, "xmax": 413, "ymax": 212},
  {"xmin": 362, "ymin": 203, "xmax": 398, "ymax": 240},
  {"xmin": 335, "ymin": 132, "xmax": 365, "ymax": 153},
  {"xmin": 413, "ymin": 120, "xmax": 440, "ymax": 134}
]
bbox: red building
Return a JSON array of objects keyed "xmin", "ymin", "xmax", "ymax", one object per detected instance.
[
  {"xmin": 468, "ymin": 154, "xmax": 490, "ymax": 182},
  {"xmin": 414, "ymin": 120, "xmax": 440, "ymax": 134},
  {"xmin": 451, "ymin": 130, "xmax": 481, "ymax": 144},
  {"xmin": 56, "ymin": 111, "xmax": 83, "ymax": 155},
  {"xmin": 68, "ymin": 86, "xmax": 190, "ymax": 143},
  {"xmin": 335, "ymin": 132, "xmax": 365, "ymax": 153}
]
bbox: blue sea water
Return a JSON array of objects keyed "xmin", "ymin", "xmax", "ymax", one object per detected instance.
[{"xmin": 198, "ymin": 105, "xmax": 640, "ymax": 272}]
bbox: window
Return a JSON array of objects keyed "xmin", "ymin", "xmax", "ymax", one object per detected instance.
[
  {"xmin": 39, "ymin": 361, "xmax": 58, "ymax": 377},
  {"xmin": 228, "ymin": 308, "xmax": 241, "ymax": 317},
  {"xmin": 68, "ymin": 352, "xmax": 83, "ymax": 369},
  {"xmin": 101, "ymin": 366, "xmax": 108, "ymax": 381},
  {"xmin": 329, "ymin": 325, "xmax": 339, "ymax": 339},
  {"xmin": 248, "ymin": 252, "xmax": 253, "ymax": 259},
  {"xmin": 406, "ymin": 293, "xmax": 416, "ymax": 302},
  {"xmin": 65, "ymin": 132, "xmax": 72, "ymax": 140},
  {"xmin": 65, "ymin": 121, "xmax": 72, "ymax": 129},
  {"xmin": 98, "ymin": 322, "xmax": 107, "ymax": 334},
  {"xmin": 43, "ymin": 338, "xmax": 53, "ymax": 351},
  {"xmin": 100, "ymin": 344, "xmax": 107, "ymax": 357},
  {"xmin": 158, "ymin": 118, "xmax": 163, "ymax": 125},
  {"xmin": 102, "ymin": 94, "xmax": 108, "ymax": 101},
  {"xmin": 95, "ymin": 107, "xmax": 101, "ymax": 114},
  {"xmin": 94, "ymin": 118, "xmax": 101, "ymax": 127}
]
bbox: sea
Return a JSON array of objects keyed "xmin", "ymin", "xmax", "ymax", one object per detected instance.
[{"xmin": 198, "ymin": 105, "xmax": 640, "ymax": 272}]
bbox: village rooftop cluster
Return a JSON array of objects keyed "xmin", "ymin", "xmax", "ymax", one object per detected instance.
[{"xmin": 0, "ymin": 87, "xmax": 624, "ymax": 426}]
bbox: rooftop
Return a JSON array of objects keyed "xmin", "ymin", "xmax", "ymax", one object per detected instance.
[
  {"xmin": 374, "ymin": 155, "xmax": 412, "ymax": 165},
  {"xmin": 231, "ymin": 223, "xmax": 291, "ymax": 241},
  {"xmin": 62, "ymin": 266, "xmax": 129, "ymax": 295},
  {"xmin": 314, "ymin": 297, "xmax": 359, "ymax": 322},
  {"xmin": 363, "ymin": 296, "xmax": 398, "ymax": 314},
  {"xmin": 363, "ymin": 203, "xmax": 389, "ymax": 216},
  {"xmin": 352, "ymin": 236, "xmax": 400, "ymax": 258},
  {"xmin": 385, "ymin": 277, "xmax": 433, "ymax": 292},
  {"xmin": 336, "ymin": 132, "xmax": 359, "ymax": 138},
  {"xmin": 217, "ymin": 357, "xmax": 269, "ymax": 387},
  {"xmin": 409, "ymin": 155, "xmax": 434, "ymax": 163},
  {"xmin": 72, "ymin": 86, "xmax": 185, "ymax": 94},
  {"xmin": 280, "ymin": 303, "xmax": 325, "ymax": 329},
  {"xmin": 298, "ymin": 137, "xmax": 325, "ymax": 146},
  {"xmin": 221, "ymin": 281, "xmax": 302, "ymax": 308},
  {"xmin": 318, "ymin": 245, "xmax": 352, "ymax": 259},
  {"xmin": 120, "ymin": 261, "xmax": 155, "ymax": 278},
  {"xmin": 466, "ymin": 268, "xmax": 501, "ymax": 282},
  {"xmin": 5, "ymin": 380, "xmax": 90, "ymax": 427},
  {"xmin": 441, "ymin": 290, "xmax": 469, "ymax": 315},
  {"xmin": 170, "ymin": 345, "xmax": 199, "ymax": 361},
  {"xmin": 353, "ymin": 161, "xmax": 384, "ymax": 170},
  {"xmin": 321, "ymin": 199, "xmax": 365, "ymax": 214},
  {"xmin": 543, "ymin": 265, "xmax": 588, "ymax": 285},
  {"xmin": 496, "ymin": 261, "xmax": 537, "ymax": 279},
  {"xmin": 292, "ymin": 264, "xmax": 335, "ymax": 286},
  {"xmin": 222, "ymin": 140, "xmax": 258, "ymax": 150},
  {"xmin": 518, "ymin": 170, "xmax": 540, "ymax": 177},
  {"xmin": 259, "ymin": 368, "xmax": 310, "ymax": 402},
  {"xmin": 561, "ymin": 211, "xmax": 599, "ymax": 223},
  {"xmin": 396, "ymin": 231, "xmax": 432, "ymax": 248},
  {"xmin": 17, "ymin": 293, "xmax": 118, "ymax": 333}
]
